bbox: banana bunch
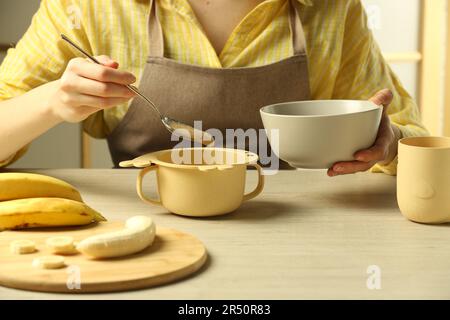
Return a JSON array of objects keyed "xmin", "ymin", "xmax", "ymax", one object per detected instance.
[{"xmin": 0, "ymin": 173, "xmax": 106, "ymax": 231}]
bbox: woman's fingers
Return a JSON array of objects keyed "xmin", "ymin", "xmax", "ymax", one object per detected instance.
[
  {"xmin": 330, "ymin": 133, "xmax": 390, "ymax": 176},
  {"xmin": 329, "ymin": 134, "xmax": 390, "ymax": 176},
  {"xmin": 62, "ymin": 92, "xmax": 132, "ymax": 109},
  {"xmin": 52, "ymin": 56, "xmax": 137, "ymax": 123},
  {"xmin": 62, "ymin": 74, "xmax": 135, "ymax": 98},
  {"xmin": 67, "ymin": 57, "xmax": 136, "ymax": 85},
  {"xmin": 354, "ymin": 108, "xmax": 396, "ymax": 164},
  {"xmin": 95, "ymin": 55, "xmax": 119, "ymax": 69},
  {"xmin": 369, "ymin": 88, "xmax": 394, "ymax": 110},
  {"xmin": 327, "ymin": 89, "xmax": 397, "ymax": 177},
  {"xmin": 327, "ymin": 160, "xmax": 376, "ymax": 177},
  {"xmin": 354, "ymin": 137, "xmax": 389, "ymax": 162}
]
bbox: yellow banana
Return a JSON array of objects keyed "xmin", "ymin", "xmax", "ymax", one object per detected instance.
[
  {"xmin": 0, "ymin": 198, "xmax": 106, "ymax": 230},
  {"xmin": 0, "ymin": 173, "xmax": 82, "ymax": 202}
]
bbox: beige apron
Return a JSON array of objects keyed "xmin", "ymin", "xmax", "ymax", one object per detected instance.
[{"xmin": 107, "ymin": 0, "xmax": 311, "ymax": 168}]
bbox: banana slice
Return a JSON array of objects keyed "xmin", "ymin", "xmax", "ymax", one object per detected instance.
[
  {"xmin": 32, "ymin": 256, "xmax": 65, "ymax": 269},
  {"xmin": 10, "ymin": 240, "xmax": 37, "ymax": 254},
  {"xmin": 46, "ymin": 236, "xmax": 77, "ymax": 255}
]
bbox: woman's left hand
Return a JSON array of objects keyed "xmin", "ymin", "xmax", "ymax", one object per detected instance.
[{"xmin": 327, "ymin": 89, "xmax": 402, "ymax": 177}]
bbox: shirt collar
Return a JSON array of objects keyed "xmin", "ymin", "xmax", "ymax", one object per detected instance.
[
  {"xmin": 166, "ymin": 0, "xmax": 313, "ymax": 7},
  {"xmin": 165, "ymin": 0, "xmax": 313, "ymax": 16}
]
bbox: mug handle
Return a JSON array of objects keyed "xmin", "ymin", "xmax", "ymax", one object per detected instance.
[
  {"xmin": 136, "ymin": 165, "xmax": 162, "ymax": 206},
  {"xmin": 243, "ymin": 163, "xmax": 265, "ymax": 201}
]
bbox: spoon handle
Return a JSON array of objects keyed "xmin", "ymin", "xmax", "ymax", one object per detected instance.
[{"xmin": 125, "ymin": 84, "xmax": 162, "ymax": 117}]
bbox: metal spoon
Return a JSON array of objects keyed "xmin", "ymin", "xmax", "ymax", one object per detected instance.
[{"xmin": 60, "ymin": 34, "xmax": 214, "ymax": 146}]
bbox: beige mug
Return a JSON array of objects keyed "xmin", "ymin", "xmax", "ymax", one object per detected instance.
[
  {"xmin": 120, "ymin": 148, "xmax": 265, "ymax": 217},
  {"xmin": 397, "ymin": 137, "xmax": 450, "ymax": 224}
]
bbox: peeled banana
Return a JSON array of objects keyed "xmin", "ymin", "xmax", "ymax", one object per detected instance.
[
  {"xmin": 0, "ymin": 198, "xmax": 106, "ymax": 230},
  {"xmin": 77, "ymin": 216, "xmax": 156, "ymax": 259},
  {"xmin": 0, "ymin": 173, "xmax": 82, "ymax": 202}
]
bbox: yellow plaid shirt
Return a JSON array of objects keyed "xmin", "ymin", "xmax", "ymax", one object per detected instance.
[{"xmin": 0, "ymin": 0, "xmax": 428, "ymax": 173}]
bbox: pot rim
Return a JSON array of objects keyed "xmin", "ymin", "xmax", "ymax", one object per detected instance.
[{"xmin": 123, "ymin": 147, "xmax": 259, "ymax": 170}]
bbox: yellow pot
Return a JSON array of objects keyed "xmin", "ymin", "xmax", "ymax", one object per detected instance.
[
  {"xmin": 397, "ymin": 137, "xmax": 450, "ymax": 224},
  {"xmin": 120, "ymin": 148, "xmax": 265, "ymax": 217}
]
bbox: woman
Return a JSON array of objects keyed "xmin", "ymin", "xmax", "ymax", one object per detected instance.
[{"xmin": 0, "ymin": 0, "xmax": 427, "ymax": 175}]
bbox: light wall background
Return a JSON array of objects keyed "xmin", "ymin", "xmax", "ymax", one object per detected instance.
[
  {"xmin": 0, "ymin": 0, "xmax": 81, "ymax": 168},
  {"xmin": 363, "ymin": 0, "xmax": 421, "ymax": 101},
  {"xmin": 0, "ymin": 0, "xmax": 448, "ymax": 168}
]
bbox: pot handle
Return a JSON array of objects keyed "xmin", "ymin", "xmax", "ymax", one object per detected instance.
[
  {"xmin": 136, "ymin": 165, "xmax": 162, "ymax": 206},
  {"xmin": 243, "ymin": 163, "xmax": 265, "ymax": 201}
]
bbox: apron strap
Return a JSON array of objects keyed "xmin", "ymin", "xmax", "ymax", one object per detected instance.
[
  {"xmin": 148, "ymin": 0, "xmax": 307, "ymax": 58},
  {"xmin": 148, "ymin": 0, "xmax": 165, "ymax": 58},
  {"xmin": 289, "ymin": 0, "xmax": 307, "ymax": 55}
]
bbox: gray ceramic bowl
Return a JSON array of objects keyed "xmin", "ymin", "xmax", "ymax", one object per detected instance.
[{"xmin": 260, "ymin": 100, "xmax": 382, "ymax": 169}]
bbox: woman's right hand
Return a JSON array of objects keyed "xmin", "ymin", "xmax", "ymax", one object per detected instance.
[{"xmin": 48, "ymin": 55, "xmax": 137, "ymax": 123}]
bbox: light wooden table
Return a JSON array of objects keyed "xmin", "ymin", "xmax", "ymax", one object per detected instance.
[{"xmin": 1, "ymin": 169, "xmax": 450, "ymax": 299}]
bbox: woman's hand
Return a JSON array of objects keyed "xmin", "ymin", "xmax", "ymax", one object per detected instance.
[
  {"xmin": 47, "ymin": 55, "xmax": 137, "ymax": 123},
  {"xmin": 327, "ymin": 89, "xmax": 402, "ymax": 177}
]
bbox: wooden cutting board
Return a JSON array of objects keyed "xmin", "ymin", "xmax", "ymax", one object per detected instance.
[{"xmin": 0, "ymin": 222, "xmax": 207, "ymax": 293}]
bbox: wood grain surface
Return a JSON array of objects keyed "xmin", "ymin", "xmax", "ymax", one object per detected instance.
[{"xmin": 0, "ymin": 222, "xmax": 207, "ymax": 293}]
